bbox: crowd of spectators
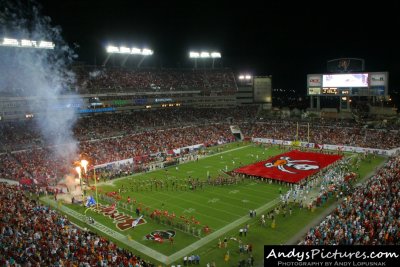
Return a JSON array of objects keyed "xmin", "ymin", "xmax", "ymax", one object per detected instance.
[
  {"xmin": 74, "ymin": 107, "xmax": 258, "ymax": 140},
  {"xmin": 0, "ymin": 123, "xmax": 236, "ymax": 184},
  {"xmin": 0, "ymin": 121, "xmax": 42, "ymax": 151},
  {"xmin": 1, "ymin": 108, "xmax": 400, "ymax": 185},
  {"xmin": 0, "ymin": 107, "xmax": 259, "ymax": 185},
  {"xmin": 1, "ymin": 108, "xmax": 238, "ymax": 184},
  {"xmin": 0, "ymin": 154, "xmax": 26, "ymax": 181},
  {"xmin": 0, "ymin": 67, "xmax": 237, "ymax": 97},
  {"xmin": 0, "ymin": 105, "xmax": 399, "ymax": 265},
  {"xmin": 3, "ymin": 108, "xmax": 399, "ymax": 154},
  {"xmin": 79, "ymin": 123, "xmax": 235, "ymax": 166},
  {"xmin": 12, "ymin": 148, "xmax": 70, "ymax": 184},
  {"xmin": 241, "ymin": 121, "xmax": 400, "ymax": 149},
  {"xmin": 75, "ymin": 67, "xmax": 237, "ymax": 94},
  {"xmin": 302, "ymin": 155, "xmax": 400, "ymax": 245},
  {"xmin": 0, "ymin": 107, "xmax": 257, "ymax": 151},
  {"xmin": 0, "ymin": 183, "xmax": 155, "ymax": 266}
]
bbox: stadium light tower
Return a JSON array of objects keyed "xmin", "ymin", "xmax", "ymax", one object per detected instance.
[
  {"xmin": 238, "ymin": 74, "xmax": 253, "ymax": 86},
  {"xmin": 189, "ymin": 50, "xmax": 221, "ymax": 69},
  {"xmin": 238, "ymin": 74, "xmax": 252, "ymax": 80},
  {"xmin": 189, "ymin": 51, "xmax": 200, "ymax": 68},
  {"xmin": 211, "ymin": 52, "xmax": 221, "ymax": 69},
  {"xmin": 0, "ymin": 37, "xmax": 55, "ymax": 49},
  {"xmin": 103, "ymin": 44, "xmax": 154, "ymax": 67}
]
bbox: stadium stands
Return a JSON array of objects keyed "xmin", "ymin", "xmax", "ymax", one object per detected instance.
[
  {"xmin": 0, "ymin": 183, "xmax": 156, "ymax": 266},
  {"xmin": 75, "ymin": 67, "xmax": 237, "ymax": 94},
  {"xmin": 1, "ymin": 107, "xmax": 400, "ymax": 185},
  {"xmin": 302, "ymin": 155, "xmax": 400, "ymax": 245},
  {"xmin": 241, "ymin": 122, "xmax": 400, "ymax": 150},
  {"xmin": 1, "ymin": 65, "xmax": 400, "ymax": 266}
]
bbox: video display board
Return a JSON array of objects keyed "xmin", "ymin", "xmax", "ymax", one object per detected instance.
[{"xmin": 307, "ymin": 72, "xmax": 388, "ymax": 96}]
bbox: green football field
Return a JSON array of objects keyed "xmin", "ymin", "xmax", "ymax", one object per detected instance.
[{"xmin": 45, "ymin": 142, "xmax": 385, "ymax": 266}]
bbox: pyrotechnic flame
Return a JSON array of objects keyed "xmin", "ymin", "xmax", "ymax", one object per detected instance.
[
  {"xmin": 75, "ymin": 166, "xmax": 81, "ymax": 179},
  {"xmin": 81, "ymin": 160, "xmax": 88, "ymax": 174}
]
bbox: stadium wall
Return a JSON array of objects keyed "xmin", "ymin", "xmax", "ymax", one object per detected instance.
[{"xmin": 252, "ymin": 137, "xmax": 400, "ymax": 156}]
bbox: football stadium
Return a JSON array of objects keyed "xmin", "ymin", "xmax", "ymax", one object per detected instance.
[{"xmin": 1, "ymin": 1, "xmax": 400, "ymax": 267}]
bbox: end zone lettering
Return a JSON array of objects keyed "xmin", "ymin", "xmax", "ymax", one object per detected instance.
[{"xmin": 91, "ymin": 204, "xmax": 146, "ymax": 230}]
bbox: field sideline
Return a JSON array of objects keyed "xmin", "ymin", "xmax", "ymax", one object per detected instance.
[{"xmin": 43, "ymin": 142, "xmax": 386, "ymax": 266}]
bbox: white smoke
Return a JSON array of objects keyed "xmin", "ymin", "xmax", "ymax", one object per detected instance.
[
  {"xmin": 60, "ymin": 174, "xmax": 83, "ymax": 202},
  {"xmin": 89, "ymin": 70, "xmax": 102, "ymax": 78},
  {"xmin": 0, "ymin": 0, "xmax": 80, "ymax": 164}
]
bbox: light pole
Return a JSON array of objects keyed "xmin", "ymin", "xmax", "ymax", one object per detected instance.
[
  {"xmin": 80, "ymin": 159, "xmax": 99, "ymax": 208},
  {"xmin": 75, "ymin": 166, "xmax": 83, "ymax": 200},
  {"xmin": 94, "ymin": 166, "xmax": 98, "ymax": 208},
  {"xmin": 211, "ymin": 52, "xmax": 221, "ymax": 69},
  {"xmin": 189, "ymin": 51, "xmax": 222, "ymax": 69},
  {"xmin": 189, "ymin": 52, "xmax": 199, "ymax": 68}
]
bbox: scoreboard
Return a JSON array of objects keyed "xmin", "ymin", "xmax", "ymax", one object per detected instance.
[{"xmin": 307, "ymin": 72, "xmax": 388, "ymax": 97}]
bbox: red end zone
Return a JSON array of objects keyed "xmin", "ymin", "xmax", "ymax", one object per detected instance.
[{"xmin": 233, "ymin": 150, "xmax": 342, "ymax": 183}]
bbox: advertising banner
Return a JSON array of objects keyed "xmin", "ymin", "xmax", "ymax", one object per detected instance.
[{"xmin": 307, "ymin": 75, "xmax": 322, "ymax": 87}]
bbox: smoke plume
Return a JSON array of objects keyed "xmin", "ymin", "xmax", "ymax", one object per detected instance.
[{"xmin": 0, "ymin": 0, "xmax": 80, "ymax": 164}]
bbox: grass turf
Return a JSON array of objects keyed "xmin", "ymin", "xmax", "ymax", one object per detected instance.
[{"xmin": 56, "ymin": 142, "xmax": 385, "ymax": 266}]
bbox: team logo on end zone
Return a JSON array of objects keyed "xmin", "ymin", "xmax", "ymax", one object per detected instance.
[
  {"xmin": 265, "ymin": 156, "xmax": 319, "ymax": 174},
  {"xmin": 145, "ymin": 230, "xmax": 175, "ymax": 240}
]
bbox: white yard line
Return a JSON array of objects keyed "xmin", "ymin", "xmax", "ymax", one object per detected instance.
[
  {"xmin": 165, "ymin": 197, "xmax": 280, "ymax": 264},
  {"xmin": 44, "ymin": 144, "xmax": 282, "ymax": 264},
  {"xmin": 41, "ymin": 197, "xmax": 168, "ymax": 263},
  {"xmin": 41, "ymin": 194, "xmax": 280, "ymax": 265},
  {"xmin": 97, "ymin": 144, "xmax": 252, "ymax": 186}
]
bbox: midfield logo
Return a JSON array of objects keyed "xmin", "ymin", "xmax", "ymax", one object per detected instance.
[
  {"xmin": 265, "ymin": 156, "xmax": 319, "ymax": 174},
  {"xmin": 145, "ymin": 230, "xmax": 176, "ymax": 241}
]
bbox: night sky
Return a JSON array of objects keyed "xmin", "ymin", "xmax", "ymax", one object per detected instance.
[{"xmin": 35, "ymin": 0, "xmax": 400, "ymax": 97}]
